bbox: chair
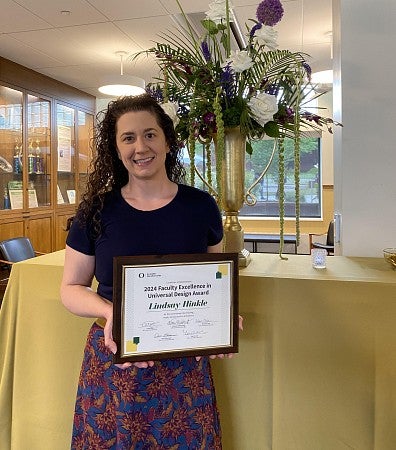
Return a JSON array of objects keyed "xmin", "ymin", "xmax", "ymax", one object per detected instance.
[
  {"xmin": 309, "ymin": 220, "xmax": 335, "ymax": 255},
  {"xmin": 0, "ymin": 237, "xmax": 45, "ymax": 303},
  {"xmin": 0, "ymin": 237, "xmax": 39, "ymax": 264}
]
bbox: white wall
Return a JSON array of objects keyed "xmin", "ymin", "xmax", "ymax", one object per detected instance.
[{"xmin": 333, "ymin": 0, "xmax": 396, "ymax": 256}]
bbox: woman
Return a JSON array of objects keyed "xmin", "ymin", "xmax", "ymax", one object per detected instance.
[{"xmin": 61, "ymin": 94, "xmax": 227, "ymax": 449}]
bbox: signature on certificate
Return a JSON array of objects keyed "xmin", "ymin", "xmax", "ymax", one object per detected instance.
[
  {"xmin": 195, "ymin": 318, "xmax": 214, "ymax": 327},
  {"xmin": 183, "ymin": 330, "xmax": 206, "ymax": 339},
  {"xmin": 167, "ymin": 318, "xmax": 190, "ymax": 328},
  {"xmin": 139, "ymin": 321, "xmax": 160, "ymax": 331},
  {"xmin": 154, "ymin": 333, "xmax": 177, "ymax": 341}
]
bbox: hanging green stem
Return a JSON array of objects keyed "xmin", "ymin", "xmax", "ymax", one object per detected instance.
[
  {"xmin": 294, "ymin": 70, "xmax": 302, "ymax": 247},
  {"xmin": 278, "ymin": 137, "xmax": 287, "ymax": 260},
  {"xmin": 188, "ymin": 89, "xmax": 197, "ymax": 187},
  {"xmin": 213, "ymin": 86, "xmax": 224, "ymax": 209},
  {"xmin": 205, "ymin": 141, "xmax": 213, "ymax": 193},
  {"xmin": 188, "ymin": 138, "xmax": 196, "ymax": 187}
]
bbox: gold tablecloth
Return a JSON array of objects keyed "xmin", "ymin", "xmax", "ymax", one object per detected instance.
[
  {"xmin": 0, "ymin": 251, "xmax": 93, "ymax": 449},
  {"xmin": 1, "ymin": 251, "xmax": 396, "ymax": 449}
]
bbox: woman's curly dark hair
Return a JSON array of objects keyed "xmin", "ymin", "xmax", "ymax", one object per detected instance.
[{"xmin": 77, "ymin": 94, "xmax": 185, "ymax": 235}]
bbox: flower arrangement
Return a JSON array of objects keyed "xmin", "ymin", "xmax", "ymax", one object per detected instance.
[{"xmin": 133, "ymin": 0, "xmax": 338, "ymax": 254}]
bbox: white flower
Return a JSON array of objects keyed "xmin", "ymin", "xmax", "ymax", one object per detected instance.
[
  {"xmin": 205, "ymin": 0, "xmax": 233, "ymax": 24},
  {"xmin": 253, "ymin": 26, "xmax": 278, "ymax": 50},
  {"xmin": 160, "ymin": 101, "xmax": 180, "ymax": 127},
  {"xmin": 225, "ymin": 50, "xmax": 253, "ymax": 73},
  {"xmin": 248, "ymin": 93, "xmax": 278, "ymax": 127}
]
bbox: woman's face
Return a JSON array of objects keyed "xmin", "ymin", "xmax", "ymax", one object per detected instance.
[{"xmin": 115, "ymin": 110, "xmax": 169, "ymax": 181}]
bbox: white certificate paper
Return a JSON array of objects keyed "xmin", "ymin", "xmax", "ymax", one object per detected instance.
[
  {"xmin": 57, "ymin": 125, "xmax": 72, "ymax": 172},
  {"xmin": 113, "ymin": 254, "xmax": 238, "ymax": 362}
]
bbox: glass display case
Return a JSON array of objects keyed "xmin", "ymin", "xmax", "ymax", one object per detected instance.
[
  {"xmin": 27, "ymin": 94, "xmax": 51, "ymax": 208},
  {"xmin": 77, "ymin": 110, "xmax": 94, "ymax": 202},
  {"xmin": 56, "ymin": 103, "xmax": 76, "ymax": 206},
  {"xmin": 0, "ymin": 88, "xmax": 52, "ymax": 212},
  {"xmin": 55, "ymin": 105, "xmax": 94, "ymax": 206},
  {"xmin": 0, "ymin": 86, "xmax": 23, "ymax": 211},
  {"xmin": 0, "ymin": 60, "xmax": 95, "ymax": 252}
]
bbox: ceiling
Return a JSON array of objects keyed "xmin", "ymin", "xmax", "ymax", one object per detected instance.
[{"xmin": 0, "ymin": 0, "xmax": 332, "ymax": 98}]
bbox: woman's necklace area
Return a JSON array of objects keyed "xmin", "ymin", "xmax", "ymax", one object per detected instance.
[{"xmin": 121, "ymin": 183, "xmax": 178, "ymax": 211}]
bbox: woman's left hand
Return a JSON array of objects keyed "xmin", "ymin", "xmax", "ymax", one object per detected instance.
[{"xmin": 195, "ymin": 315, "xmax": 244, "ymax": 361}]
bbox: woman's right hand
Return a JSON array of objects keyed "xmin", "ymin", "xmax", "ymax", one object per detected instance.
[{"xmin": 103, "ymin": 310, "xmax": 154, "ymax": 369}]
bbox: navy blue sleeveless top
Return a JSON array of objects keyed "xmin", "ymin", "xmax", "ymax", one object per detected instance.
[{"xmin": 66, "ymin": 184, "xmax": 223, "ymax": 301}]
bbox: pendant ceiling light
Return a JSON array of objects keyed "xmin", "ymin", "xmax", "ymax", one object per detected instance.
[
  {"xmin": 311, "ymin": 69, "xmax": 333, "ymax": 85},
  {"xmin": 98, "ymin": 51, "xmax": 146, "ymax": 97},
  {"xmin": 311, "ymin": 70, "xmax": 333, "ymax": 93}
]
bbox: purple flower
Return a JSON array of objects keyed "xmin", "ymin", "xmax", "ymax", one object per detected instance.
[
  {"xmin": 301, "ymin": 112, "xmax": 321, "ymax": 124},
  {"xmin": 249, "ymin": 22, "xmax": 262, "ymax": 39},
  {"xmin": 264, "ymin": 83, "xmax": 280, "ymax": 96},
  {"xmin": 199, "ymin": 124, "xmax": 212, "ymax": 138},
  {"xmin": 201, "ymin": 41, "xmax": 211, "ymax": 62},
  {"xmin": 220, "ymin": 65, "xmax": 235, "ymax": 99},
  {"xmin": 276, "ymin": 105, "xmax": 294, "ymax": 124},
  {"xmin": 146, "ymin": 85, "xmax": 163, "ymax": 102},
  {"xmin": 256, "ymin": 0, "xmax": 284, "ymax": 27},
  {"xmin": 203, "ymin": 111, "xmax": 216, "ymax": 125},
  {"xmin": 285, "ymin": 107, "xmax": 293, "ymax": 117},
  {"xmin": 302, "ymin": 62, "xmax": 312, "ymax": 81}
]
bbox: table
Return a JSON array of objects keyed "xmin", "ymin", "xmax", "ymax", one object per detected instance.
[
  {"xmin": 0, "ymin": 251, "xmax": 93, "ymax": 449},
  {"xmin": 1, "ymin": 251, "xmax": 396, "ymax": 449},
  {"xmin": 244, "ymin": 233, "xmax": 297, "ymax": 253},
  {"xmin": 213, "ymin": 254, "xmax": 396, "ymax": 449}
]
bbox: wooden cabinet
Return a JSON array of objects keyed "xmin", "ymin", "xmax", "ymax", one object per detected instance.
[
  {"xmin": 0, "ymin": 56, "xmax": 95, "ymax": 251},
  {"xmin": 54, "ymin": 209, "xmax": 75, "ymax": 251}
]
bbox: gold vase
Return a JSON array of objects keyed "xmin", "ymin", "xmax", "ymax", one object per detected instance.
[{"xmin": 221, "ymin": 127, "xmax": 251, "ymax": 267}]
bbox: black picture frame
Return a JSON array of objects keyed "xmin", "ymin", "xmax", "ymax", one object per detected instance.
[{"xmin": 112, "ymin": 253, "xmax": 239, "ymax": 363}]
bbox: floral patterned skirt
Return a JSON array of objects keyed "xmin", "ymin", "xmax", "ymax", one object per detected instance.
[{"xmin": 71, "ymin": 324, "xmax": 222, "ymax": 449}]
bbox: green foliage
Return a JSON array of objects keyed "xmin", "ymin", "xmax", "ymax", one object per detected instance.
[{"xmin": 130, "ymin": 0, "xmax": 339, "ymax": 254}]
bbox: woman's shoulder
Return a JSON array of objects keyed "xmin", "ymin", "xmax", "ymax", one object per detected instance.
[
  {"xmin": 73, "ymin": 189, "xmax": 122, "ymax": 225},
  {"xmin": 104, "ymin": 188, "xmax": 121, "ymax": 202},
  {"xmin": 101, "ymin": 188, "xmax": 124, "ymax": 209}
]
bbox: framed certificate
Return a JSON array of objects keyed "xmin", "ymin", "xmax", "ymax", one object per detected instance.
[
  {"xmin": 8, "ymin": 189, "xmax": 23, "ymax": 209},
  {"xmin": 66, "ymin": 189, "xmax": 76, "ymax": 204},
  {"xmin": 112, "ymin": 253, "xmax": 239, "ymax": 363}
]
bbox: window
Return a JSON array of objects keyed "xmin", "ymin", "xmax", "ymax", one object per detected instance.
[
  {"xmin": 183, "ymin": 134, "xmax": 322, "ymax": 219},
  {"xmin": 240, "ymin": 135, "xmax": 322, "ymax": 218}
]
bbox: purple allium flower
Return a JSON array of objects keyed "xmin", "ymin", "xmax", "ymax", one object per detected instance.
[
  {"xmin": 256, "ymin": 0, "xmax": 284, "ymax": 26},
  {"xmin": 249, "ymin": 22, "xmax": 262, "ymax": 39},
  {"xmin": 201, "ymin": 41, "xmax": 211, "ymax": 62}
]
